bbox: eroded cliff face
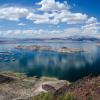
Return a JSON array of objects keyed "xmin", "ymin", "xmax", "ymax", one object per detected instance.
[{"xmin": 0, "ymin": 72, "xmax": 100, "ymax": 100}]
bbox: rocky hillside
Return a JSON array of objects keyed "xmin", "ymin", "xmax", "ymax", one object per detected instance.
[{"xmin": 0, "ymin": 72, "xmax": 100, "ymax": 100}]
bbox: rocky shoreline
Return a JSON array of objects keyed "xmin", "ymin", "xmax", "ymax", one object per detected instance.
[
  {"xmin": 16, "ymin": 45, "xmax": 84, "ymax": 53},
  {"xmin": 0, "ymin": 72, "xmax": 100, "ymax": 100}
]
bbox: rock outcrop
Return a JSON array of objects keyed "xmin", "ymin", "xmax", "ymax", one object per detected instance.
[
  {"xmin": 0, "ymin": 74, "xmax": 18, "ymax": 83},
  {"xmin": 42, "ymin": 80, "xmax": 70, "ymax": 95},
  {"xmin": 0, "ymin": 72, "xmax": 100, "ymax": 100},
  {"xmin": 0, "ymin": 73, "xmax": 70, "ymax": 100}
]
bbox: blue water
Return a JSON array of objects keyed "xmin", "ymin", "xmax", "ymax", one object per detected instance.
[{"xmin": 0, "ymin": 42, "xmax": 100, "ymax": 81}]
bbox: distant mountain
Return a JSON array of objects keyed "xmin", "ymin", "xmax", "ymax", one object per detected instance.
[
  {"xmin": 0, "ymin": 36, "xmax": 100, "ymax": 43},
  {"xmin": 65, "ymin": 36, "xmax": 100, "ymax": 42},
  {"xmin": 33, "ymin": 35, "xmax": 100, "ymax": 42}
]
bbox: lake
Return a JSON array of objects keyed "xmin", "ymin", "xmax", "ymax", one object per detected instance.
[{"xmin": 0, "ymin": 41, "xmax": 100, "ymax": 82}]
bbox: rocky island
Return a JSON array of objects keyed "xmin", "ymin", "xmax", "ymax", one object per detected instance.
[
  {"xmin": 0, "ymin": 72, "xmax": 100, "ymax": 100},
  {"xmin": 16, "ymin": 45, "xmax": 84, "ymax": 53}
]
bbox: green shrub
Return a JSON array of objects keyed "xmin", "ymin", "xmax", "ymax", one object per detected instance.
[
  {"xmin": 30, "ymin": 92, "xmax": 76, "ymax": 100},
  {"xmin": 88, "ymin": 96, "xmax": 95, "ymax": 100},
  {"xmin": 30, "ymin": 92, "xmax": 53, "ymax": 100},
  {"xmin": 57, "ymin": 92, "xmax": 76, "ymax": 100}
]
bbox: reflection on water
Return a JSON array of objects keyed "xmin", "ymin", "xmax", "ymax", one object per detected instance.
[{"xmin": 0, "ymin": 42, "xmax": 100, "ymax": 81}]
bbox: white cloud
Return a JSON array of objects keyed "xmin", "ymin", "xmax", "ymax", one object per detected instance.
[
  {"xmin": 0, "ymin": 29, "xmax": 77, "ymax": 38},
  {"xmin": 0, "ymin": 0, "xmax": 99, "ymax": 38},
  {"xmin": 0, "ymin": 25, "xmax": 100, "ymax": 38},
  {"xmin": 27, "ymin": 8, "xmax": 88, "ymax": 25},
  {"xmin": 82, "ymin": 17, "xmax": 99, "ymax": 35},
  {"xmin": 27, "ymin": 0, "xmax": 88, "ymax": 24},
  {"xmin": 37, "ymin": 0, "xmax": 69, "ymax": 11},
  {"xmin": 27, "ymin": 12, "xmax": 50, "ymax": 24},
  {"xmin": 0, "ymin": 28, "xmax": 85, "ymax": 38},
  {"xmin": 82, "ymin": 24, "xmax": 98, "ymax": 34},
  {"xmin": 0, "ymin": 0, "xmax": 98, "ymax": 26},
  {"xmin": 86, "ymin": 17, "xmax": 97, "ymax": 24},
  {"xmin": 0, "ymin": 6, "xmax": 29, "ymax": 21},
  {"xmin": 0, "ymin": 0, "xmax": 90, "ymax": 25},
  {"xmin": 82, "ymin": 23, "xmax": 100, "ymax": 36},
  {"xmin": 18, "ymin": 23, "xmax": 26, "ymax": 26},
  {"xmin": 50, "ymin": 10, "xmax": 88, "ymax": 24}
]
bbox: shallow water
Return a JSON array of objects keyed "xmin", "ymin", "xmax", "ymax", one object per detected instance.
[{"xmin": 0, "ymin": 41, "xmax": 100, "ymax": 82}]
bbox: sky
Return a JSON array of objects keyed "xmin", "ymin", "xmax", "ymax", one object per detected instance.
[{"xmin": 0, "ymin": 0, "xmax": 100, "ymax": 38}]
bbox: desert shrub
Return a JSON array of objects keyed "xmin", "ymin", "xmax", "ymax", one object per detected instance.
[
  {"xmin": 30, "ymin": 92, "xmax": 53, "ymax": 100},
  {"xmin": 88, "ymin": 96, "xmax": 95, "ymax": 100},
  {"xmin": 30, "ymin": 92, "xmax": 76, "ymax": 100},
  {"xmin": 57, "ymin": 92, "xmax": 76, "ymax": 100}
]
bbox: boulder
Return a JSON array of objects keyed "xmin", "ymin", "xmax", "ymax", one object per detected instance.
[{"xmin": 42, "ymin": 80, "xmax": 70, "ymax": 96}]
